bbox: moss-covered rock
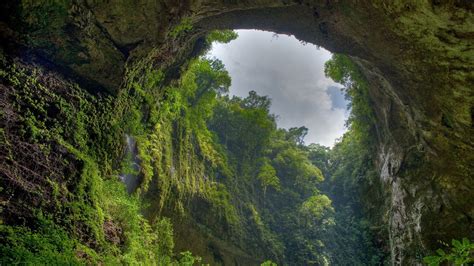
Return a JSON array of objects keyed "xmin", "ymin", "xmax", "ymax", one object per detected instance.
[{"xmin": 1, "ymin": 0, "xmax": 472, "ymax": 264}]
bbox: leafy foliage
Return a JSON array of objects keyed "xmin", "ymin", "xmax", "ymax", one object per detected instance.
[
  {"xmin": 299, "ymin": 194, "xmax": 334, "ymax": 221},
  {"xmin": 286, "ymin": 126, "xmax": 309, "ymax": 146},
  {"xmin": 206, "ymin": 90, "xmax": 335, "ymax": 264},
  {"xmin": 261, "ymin": 260, "xmax": 278, "ymax": 266},
  {"xmin": 0, "ymin": 46, "xmax": 206, "ymax": 265},
  {"xmin": 423, "ymin": 238, "xmax": 474, "ymax": 266},
  {"xmin": 306, "ymin": 53, "xmax": 389, "ymax": 264},
  {"xmin": 175, "ymin": 251, "xmax": 203, "ymax": 266},
  {"xmin": 206, "ymin": 30, "xmax": 239, "ymax": 44},
  {"xmin": 0, "ymin": 35, "xmax": 388, "ymax": 265},
  {"xmin": 257, "ymin": 159, "xmax": 281, "ymax": 195},
  {"xmin": 309, "ymin": 131, "xmax": 387, "ymax": 265},
  {"xmin": 134, "ymin": 57, "xmax": 233, "ymax": 213},
  {"xmin": 0, "ymin": 217, "xmax": 83, "ymax": 265},
  {"xmin": 324, "ymin": 54, "xmax": 376, "ymax": 143},
  {"xmin": 169, "ymin": 18, "xmax": 193, "ymax": 38}
]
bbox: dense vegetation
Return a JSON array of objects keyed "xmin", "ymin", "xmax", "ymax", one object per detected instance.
[
  {"xmin": 2, "ymin": 24, "xmax": 470, "ymax": 264},
  {"xmin": 132, "ymin": 49, "xmax": 390, "ymax": 264},
  {"xmin": 138, "ymin": 50, "xmax": 388, "ymax": 264},
  {"xmin": 0, "ymin": 31, "xmax": 237, "ymax": 265},
  {"xmin": 0, "ymin": 24, "xmax": 385, "ymax": 263}
]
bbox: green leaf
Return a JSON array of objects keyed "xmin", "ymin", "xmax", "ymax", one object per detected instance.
[
  {"xmin": 462, "ymin": 238, "xmax": 469, "ymax": 246},
  {"xmin": 436, "ymin": 249, "xmax": 446, "ymax": 256},
  {"xmin": 452, "ymin": 239, "xmax": 462, "ymax": 249},
  {"xmin": 423, "ymin": 255, "xmax": 442, "ymax": 266}
]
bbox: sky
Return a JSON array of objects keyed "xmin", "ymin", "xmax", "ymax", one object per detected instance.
[{"xmin": 206, "ymin": 30, "xmax": 349, "ymax": 147}]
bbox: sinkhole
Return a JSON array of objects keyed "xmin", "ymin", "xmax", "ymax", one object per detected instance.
[{"xmin": 1, "ymin": 2, "xmax": 471, "ymax": 265}]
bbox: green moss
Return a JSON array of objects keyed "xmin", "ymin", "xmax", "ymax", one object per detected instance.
[
  {"xmin": 169, "ymin": 18, "xmax": 193, "ymax": 38},
  {"xmin": 19, "ymin": 1, "xmax": 69, "ymax": 31},
  {"xmin": 121, "ymin": 58, "xmax": 232, "ymax": 214},
  {"xmin": 0, "ymin": 217, "xmax": 84, "ymax": 265},
  {"xmin": 0, "ymin": 27, "xmax": 394, "ymax": 264},
  {"xmin": 0, "ymin": 56, "xmax": 201, "ymax": 264},
  {"xmin": 207, "ymin": 183, "xmax": 240, "ymax": 226},
  {"xmin": 17, "ymin": 1, "xmax": 70, "ymax": 48}
]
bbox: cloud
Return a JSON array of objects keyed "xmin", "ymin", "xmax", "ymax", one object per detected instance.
[
  {"xmin": 326, "ymin": 85, "xmax": 349, "ymax": 111},
  {"xmin": 207, "ymin": 30, "xmax": 348, "ymax": 147}
]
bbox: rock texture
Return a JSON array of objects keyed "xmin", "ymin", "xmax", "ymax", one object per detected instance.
[{"xmin": 1, "ymin": 0, "xmax": 473, "ymax": 264}]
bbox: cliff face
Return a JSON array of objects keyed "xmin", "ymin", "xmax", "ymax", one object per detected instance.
[{"xmin": 1, "ymin": 1, "xmax": 473, "ymax": 264}]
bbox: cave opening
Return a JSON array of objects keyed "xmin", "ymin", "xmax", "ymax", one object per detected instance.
[
  {"xmin": 0, "ymin": 2, "xmax": 472, "ymax": 266},
  {"xmin": 160, "ymin": 28, "xmax": 387, "ymax": 265},
  {"xmin": 206, "ymin": 29, "xmax": 349, "ymax": 147}
]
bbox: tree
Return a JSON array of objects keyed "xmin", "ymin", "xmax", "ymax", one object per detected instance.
[
  {"xmin": 190, "ymin": 58, "xmax": 231, "ymax": 107},
  {"xmin": 307, "ymin": 143, "xmax": 330, "ymax": 177},
  {"xmin": 300, "ymin": 194, "xmax": 334, "ymax": 220},
  {"xmin": 257, "ymin": 159, "xmax": 281, "ymax": 196},
  {"xmin": 241, "ymin": 90, "xmax": 272, "ymax": 111},
  {"xmin": 206, "ymin": 30, "xmax": 239, "ymax": 44},
  {"xmin": 324, "ymin": 54, "xmax": 375, "ymax": 142},
  {"xmin": 209, "ymin": 91, "xmax": 276, "ymax": 165},
  {"xmin": 287, "ymin": 126, "xmax": 308, "ymax": 146}
]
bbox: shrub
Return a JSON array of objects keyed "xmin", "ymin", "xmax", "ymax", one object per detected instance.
[{"xmin": 423, "ymin": 238, "xmax": 474, "ymax": 266}]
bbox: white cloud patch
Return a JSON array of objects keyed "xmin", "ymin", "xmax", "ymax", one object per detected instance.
[{"xmin": 207, "ymin": 30, "xmax": 349, "ymax": 147}]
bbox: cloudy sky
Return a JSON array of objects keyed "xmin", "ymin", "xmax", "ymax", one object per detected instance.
[{"xmin": 206, "ymin": 30, "xmax": 349, "ymax": 147}]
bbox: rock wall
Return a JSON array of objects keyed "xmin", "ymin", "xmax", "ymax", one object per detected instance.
[{"xmin": 1, "ymin": 0, "xmax": 472, "ymax": 264}]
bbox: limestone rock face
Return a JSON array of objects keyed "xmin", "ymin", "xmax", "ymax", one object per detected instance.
[{"xmin": 1, "ymin": 0, "xmax": 472, "ymax": 264}]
